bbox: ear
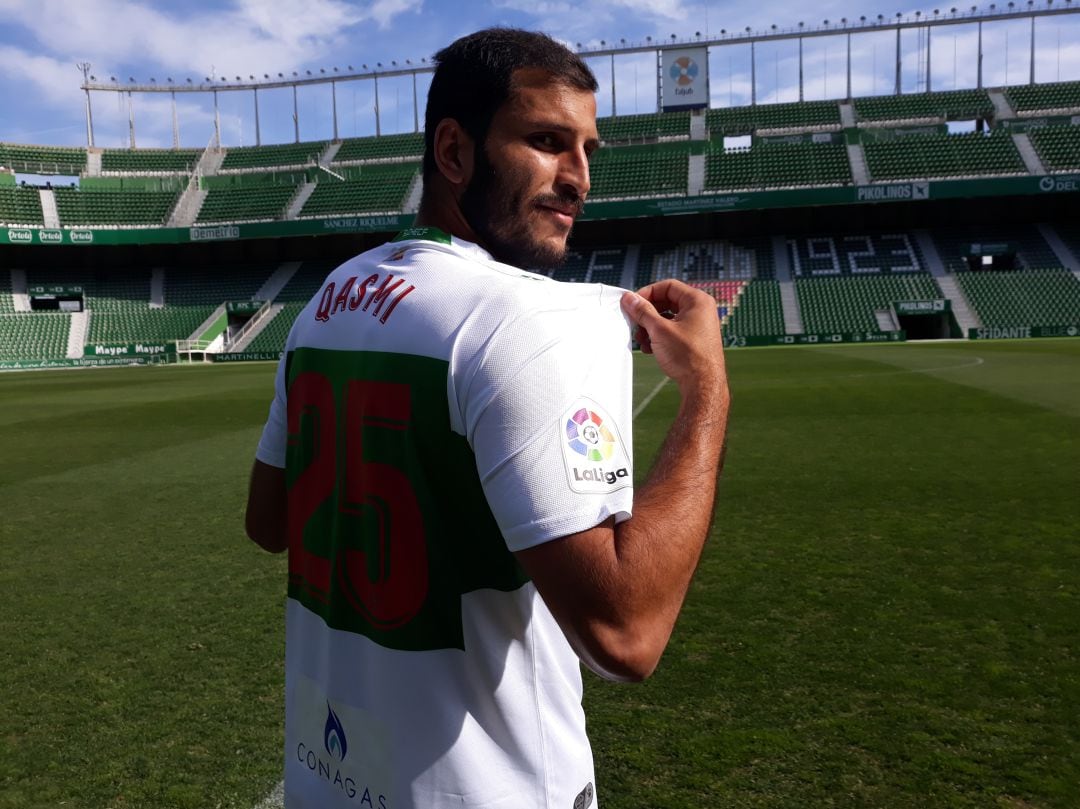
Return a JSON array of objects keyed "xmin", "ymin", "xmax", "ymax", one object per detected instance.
[{"xmin": 432, "ymin": 118, "xmax": 475, "ymax": 190}]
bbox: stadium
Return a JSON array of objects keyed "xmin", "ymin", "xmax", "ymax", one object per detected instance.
[{"xmin": 2, "ymin": 2, "xmax": 1078, "ymax": 807}]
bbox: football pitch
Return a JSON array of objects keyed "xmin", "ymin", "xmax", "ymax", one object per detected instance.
[{"xmin": 1, "ymin": 340, "xmax": 1077, "ymax": 808}]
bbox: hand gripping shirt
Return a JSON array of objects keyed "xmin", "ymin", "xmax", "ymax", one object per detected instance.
[{"xmin": 255, "ymin": 229, "xmax": 634, "ymax": 809}]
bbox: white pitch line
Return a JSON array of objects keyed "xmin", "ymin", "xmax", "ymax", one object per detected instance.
[
  {"xmin": 633, "ymin": 376, "xmax": 670, "ymax": 419},
  {"xmin": 253, "ymin": 779, "xmax": 284, "ymax": 809}
]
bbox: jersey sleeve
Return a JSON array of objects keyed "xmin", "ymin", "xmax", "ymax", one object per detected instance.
[
  {"xmin": 455, "ymin": 285, "xmax": 634, "ymax": 552},
  {"xmin": 254, "ymin": 353, "xmax": 288, "ymax": 469}
]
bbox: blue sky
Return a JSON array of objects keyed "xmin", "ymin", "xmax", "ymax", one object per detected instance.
[{"xmin": 0, "ymin": 0, "xmax": 1077, "ymax": 148}]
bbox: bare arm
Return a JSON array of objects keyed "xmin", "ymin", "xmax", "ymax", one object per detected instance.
[
  {"xmin": 245, "ymin": 459, "xmax": 288, "ymax": 553},
  {"xmin": 516, "ymin": 280, "xmax": 729, "ymax": 682}
]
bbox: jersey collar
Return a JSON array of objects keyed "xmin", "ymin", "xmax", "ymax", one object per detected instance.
[{"xmin": 392, "ymin": 226, "xmax": 496, "ymax": 264}]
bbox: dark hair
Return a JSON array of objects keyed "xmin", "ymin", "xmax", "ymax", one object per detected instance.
[{"xmin": 422, "ymin": 28, "xmax": 598, "ymax": 178}]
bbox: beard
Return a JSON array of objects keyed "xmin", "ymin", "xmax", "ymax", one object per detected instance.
[{"xmin": 460, "ymin": 141, "xmax": 584, "ymax": 271}]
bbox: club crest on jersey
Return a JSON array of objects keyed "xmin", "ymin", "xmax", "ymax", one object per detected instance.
[{"xmin": 561, "ymin": 400, "xmax": 631, "ymax": 494}]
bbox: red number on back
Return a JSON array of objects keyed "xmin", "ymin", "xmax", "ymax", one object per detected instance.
[{"xmin": 286, "ymin": 372, "xmax": 428, "ymax": 629}]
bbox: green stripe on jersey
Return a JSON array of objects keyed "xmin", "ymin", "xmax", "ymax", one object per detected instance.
[{"xmin": 283, "ymin": 347, "xmax": 528, "ymax": 652}]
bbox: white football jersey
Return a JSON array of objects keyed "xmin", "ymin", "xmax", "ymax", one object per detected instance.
[{"xmin": 256, "ymin": 228, "xmax": 633, "ymax": 808}]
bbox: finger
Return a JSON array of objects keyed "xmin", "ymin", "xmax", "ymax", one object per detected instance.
[
  {"xmin": 621, "ymin": 290, "xmax": 670, "ymax": 333},
  {"xmin": 636, "ymin": 280, "xmax": 711, "ymax": 317}
]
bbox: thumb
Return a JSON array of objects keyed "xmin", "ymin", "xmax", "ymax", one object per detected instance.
[{"xmin": 620, "ymin": 291, "xmax": 665, "ymax": 331}]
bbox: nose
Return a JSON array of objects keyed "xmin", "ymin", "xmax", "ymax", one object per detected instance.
[{"xmin": 557, "ymin": 143, "xmax": 591, "ymax": 201}]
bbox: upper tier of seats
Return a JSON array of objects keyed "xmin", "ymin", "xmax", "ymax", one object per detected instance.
[
  {"xmin": 1028, "ymin": 125, "xmax": 1080, "ymax": 172},
  {"xmin": 54, "ymin": 188, "xmax": 178, "ymax": 226},
  {"xmin": 597, "ymin": 111, "xmax": 691, "ymax": 142},
  {"xmin": 101, "ymin": 149, "xmax": 200, "ymax": 173},
  {"xmin": 333, "ymin": 133, "xmax": 424, "ymax": 163},
  {"xmin": 299, "ymin": 164, "xmax": 418, "ymax": 217},
  {"xmin": 864, "ymin": 130, "xmax": 1025, "ymax": 180},
  {"xmin": 1004, "ymin": 80, "xmax": 1080, "ymax": 113},
  {"xmin": 705, "ymin": 141, "xmax": 851, "ymax": 190},
  {"xmin": 0, "ymin": 144, "xmax": 85, "ymax": 175},
  {"xmin": 854, "ymin": 89, "xmax": 993, "ymax": 122},
  {"xmin": 220, "ymin": 141, "xmax": 326, "ymax": 170},
  {"xmin": 0, "ymin": 187, "xmax": 45, "ymax": 225},
  {"xmin": 588, "ymin": 143, "xmax": 689, "ymax": 199},
  {"xmin": 197, "ymin": 184, "xmax": 298, "ymax": 223},
  {"xmin": 707, "ymin": 101, "xmax": 841, "ymax": 135}
]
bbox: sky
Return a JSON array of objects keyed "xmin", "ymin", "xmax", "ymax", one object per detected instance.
[{"xmin": 0, "ymin": 0, "xmax": 1077, "ymax": 149}]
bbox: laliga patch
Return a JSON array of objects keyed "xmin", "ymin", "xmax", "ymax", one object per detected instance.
[{"xmin": 561, "ymin": 399, "xmax": 631, "ymax": 494}]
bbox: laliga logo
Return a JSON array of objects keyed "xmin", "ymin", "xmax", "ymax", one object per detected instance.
[
  {"xmin": 1040, "ymin": 176, "xmax": 1056, "ymax": 192},
  {"xmin": 669, "ymin": 56, "xmax": 698, "ymax": 86},
  {"xmin": 324, "ymin": 702, "xmax": 348, "ymax": 762},
  {"xmin": 566, "ymin": 408, "xmax": 616, "ymax": 462}
]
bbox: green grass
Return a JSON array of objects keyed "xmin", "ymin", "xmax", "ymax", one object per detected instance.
[{"xmin": 2, "ymin": 340, "xmax": 1078, "ymax": 808}]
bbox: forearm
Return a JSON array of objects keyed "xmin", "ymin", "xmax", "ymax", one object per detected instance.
[{"xmin": 602, "ymin": 383, "xmax": 728, "ymax": 665}]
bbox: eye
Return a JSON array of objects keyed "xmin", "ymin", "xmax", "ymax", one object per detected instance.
[{"xmin": 530, "ymin": 133, "xmax": 558, "ymax": 150}]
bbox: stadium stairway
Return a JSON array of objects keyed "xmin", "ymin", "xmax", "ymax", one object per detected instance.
[
  {"xmin": 989, "ymin": 90, "xmax": 1015, "ymax": 120},
  {"xmin": 10, "ymin": 269, "xmax": 30, "ymax": 312},
  {"xmin": 150, "ymin": 268, "xmax": 165, "ymax": 308},
  {"xmin": 875, "ymin": 309, "xmax": 899, "ymax": 331},
  {"xmin": 847, "ymin": 143, "xmax": 870, "ymax": 185},
  {"xmin": 38, "ymin": 189, "xmax": 60, "ymax": 228},
  {"xmin": 1037, "ymin": 223, "xmax": 1080, "ymax": 276},
  {"xmin": 839, "ymin": 103, "xmax": 856, "ymax": 128},
  {"xmin": 403, "ymin": 173, "xmax": 424, "ymax": 213},
  {"xmin": 1013, "ymin": 133, "xmax": 1046, "ymax": 174},
  {"xmin": 690, "ymin": 112, "xmax": 707, "ymax": 140},
  {"xmin": 254, "ymin": 261, "xmax": 301, "ymax": 302},
  {"xmin": 286, "ymin": 183, "xmax": 316, "ymax": 219},
  {"xmin": 915, "ymin": 229, "xmax": 982, "ymax": 332},
  {"xmin": 66, "ymin": 311, "xmax": 88, "ymax": 358},
  {"xmin": 227, "ymin": 302, "xmax": 284, "ymax": 352},
  {"xmin": 687, "ymin": 153, "xmax": 705, "ymax": 196},
  {"xmin": 771, "ymin": 235, "xmax": 804, "ymax": 334},
  {"xmin": 85, "ymin": 150, "xmax": 102, "ymax": 176}
]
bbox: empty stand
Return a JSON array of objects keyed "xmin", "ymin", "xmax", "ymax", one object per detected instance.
[
  {"xmin": 955, "ymin": 268, "xmax": 1080, "ymax": 327},
  {"xmin": 0, "ymin": 143, "xmax": 86, "ymax": 175},
  {"xmin": 932, "ymin": 226, "xmax": 1063, "ymax": 274},
  {"xmin": 1004, "ymin": 81, "xmax": 1080, "ymax": 114},
  {"xmin": 706, "ymin": 101, "xmax": 841, "ymax": 135},
  {"xmin": 299, "ymin": 163, "xmax": 418, "ymax": 216},
  {"xmin": 704, "ymin": 141, "xmax": 851, "ymax": 190},
  {"xmin": 589, "ymin": 143, "xmax": 689, "ymax": 199},
  {"xmin": 863, "ymin": 130, "xmax": 1025, "ymax": 180},
  {"xmin": 333, "ymin": 133, "xmax": 424, "ymax": 163},
  {"xmin": 220, "ymin": 141, "xmax": 326, "ymax": 170},
  {"xmin": 548, "ymin": 246, "xmax": 627, "ymax": 284},
  {"xmin": 196, "ymin": 184, "xmax": 298, "ymax": 223},
  {"xmin": 101, "ymin": 149, "xmax": 201, "ymax": 173},
  {"xmin": 1028, "ymin": 125, "xmax": 1080, "ymax": 172},
  {"xmin": 854, "ymin": 90, "xmax": 993, "ymax": 122},
  {"xmin": 242, "ymin": 261, "xmax": 335, "ymax": 353},
  {"xmin": 636, "ymin": 240, "xmax": 772, "ymax": 286},
  {"xmin": 0, "ymin": 313, "xmax": 70, "ymax": 360},
  {"xmin": 0, "ymin": 187, "xmax": 45, "ymax": 225},
  {"xmin": 787, "ymin": 233, "xmax": 924, "ymax": 277},
  {"xmin": 53, "ymin": 188, "xmax": 178, "ymax": 226},
  {"xmin": 597, "ymin": 111, "xmax": 691, "ymax": 142},
  {"xmin": 796, "ymin": 273, "xmax": 943, "ymax": 333},
  {"xmin": 723, "ymin": 280, "xmax": 786, "ymax": 336}
]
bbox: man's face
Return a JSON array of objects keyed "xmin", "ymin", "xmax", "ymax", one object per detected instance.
[{"xmin": 460, "ymin": 68, "xmax": 599, "ymax": 270}]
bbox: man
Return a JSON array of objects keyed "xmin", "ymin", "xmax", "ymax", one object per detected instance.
[{"xmin": 246, "ymin": 28, "xmax": 729, "ymax": 809}]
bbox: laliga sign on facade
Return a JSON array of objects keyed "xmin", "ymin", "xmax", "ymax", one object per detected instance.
[{"xmin": 662, "ymin": 47, "xmax": 708, "ymax": 111}]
